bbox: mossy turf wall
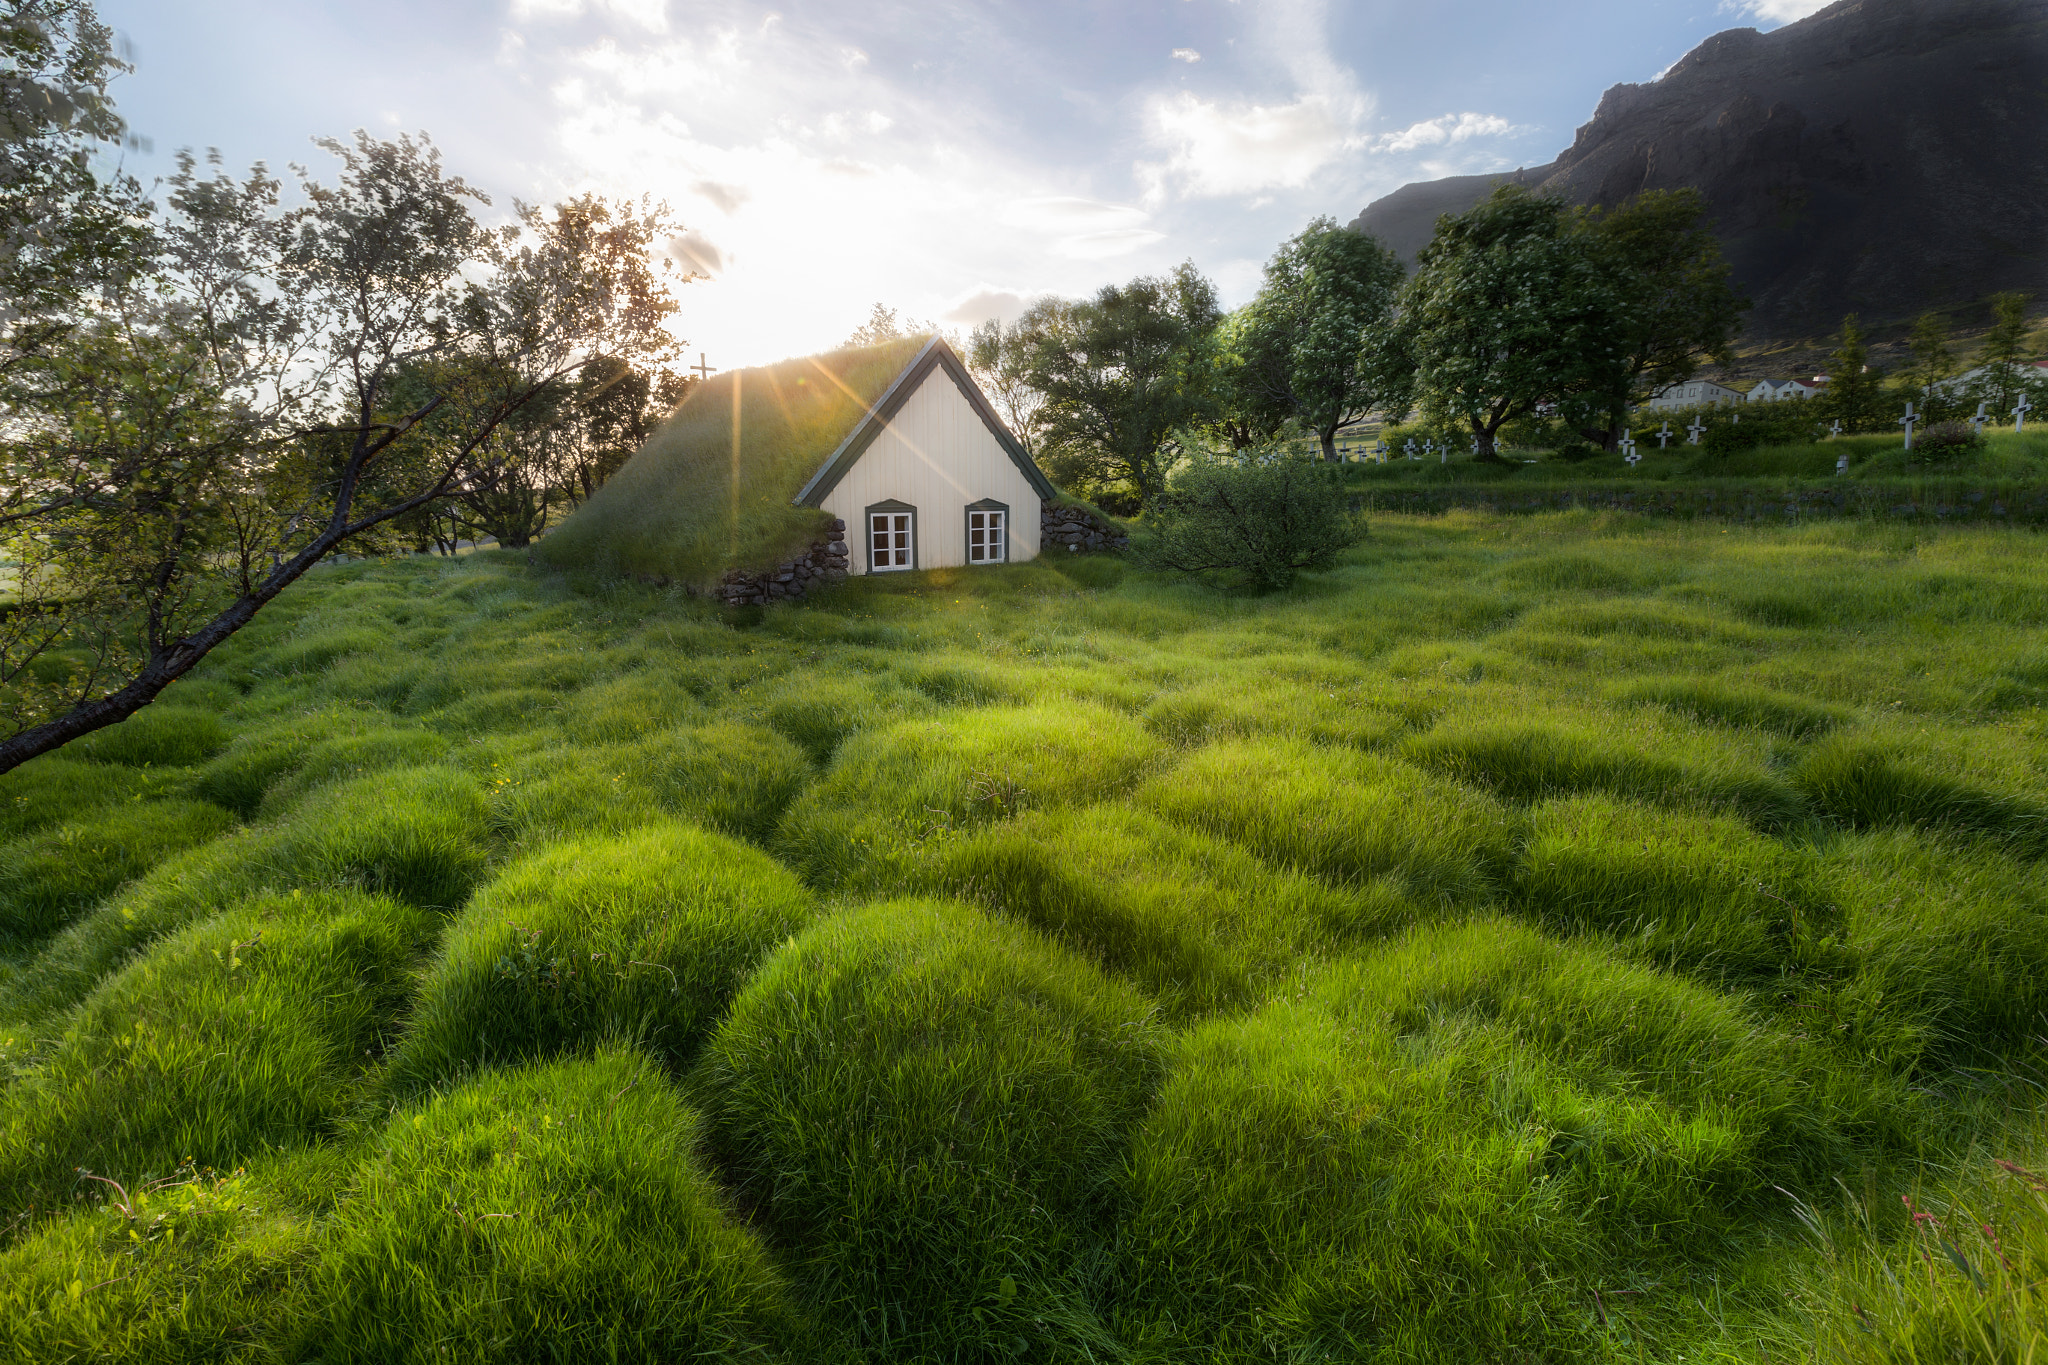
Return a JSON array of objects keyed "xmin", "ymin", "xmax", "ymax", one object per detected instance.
[
  {"xmin": 535, "ymin": 336, "xmax": 927, "ymax": 586},
  {"xmin": 4, "ymin": 513, "xmax": 2048, "ymax": 1361}
]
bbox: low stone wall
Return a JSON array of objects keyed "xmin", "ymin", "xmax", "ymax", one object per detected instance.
[
  {"xmin": 716, "ymin": 519, "xmax": 850, "ymax": 606},
  {"xmin": 1041, "ymin": 501, "xmax": 1129, "ymax": 552}
]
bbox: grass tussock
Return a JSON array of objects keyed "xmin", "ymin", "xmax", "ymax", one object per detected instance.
[
  {"xmin": 311, "ymin": 1050, "xmax": 810, "ymax": 1364},
  {"xmin": 693, "ymin": 899, "xmax": 1163, "ymax": 1361},
  {"xmin": 0, "ymin": 800, "xmax": 236, "ymax": 950},
  {"xmin": 388, "ymin": 821, "xmax": 814, "ymax": 1090},
  {"xmin": 1137, "ymin": 737, "xmax": 1519, "ymax": 905},
  {"xmin": 0, "ymin": 891, "xmax": 431, "ymax": 1212}
]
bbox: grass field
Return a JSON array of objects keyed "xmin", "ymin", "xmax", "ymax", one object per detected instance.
[{"xmin": 3, "ymin": 509, "xmax": 2047, "ymax": 1362}]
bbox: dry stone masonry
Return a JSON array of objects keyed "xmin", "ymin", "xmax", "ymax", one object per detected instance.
[
  {"xmin": 1040, "ymin": 502, "xmax": 1128, "ymax": 554},
  {"xmin": 717, "ymin": 519, "xmax": 850, "ymax": 606}
]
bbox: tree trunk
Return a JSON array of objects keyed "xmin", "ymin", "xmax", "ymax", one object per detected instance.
[{"xmin": 1319, "ymin": 425, "xmax": 1339, "ymax": 462}]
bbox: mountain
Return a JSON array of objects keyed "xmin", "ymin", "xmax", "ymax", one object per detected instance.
[{"xmin": 1348, "ymin": 0, "xmax": 2048, "ymax": 339}]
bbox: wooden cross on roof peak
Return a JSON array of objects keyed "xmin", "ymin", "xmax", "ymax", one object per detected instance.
[{"xmin": 690, "ymin": 353, "xmax": 716, "ymax": 382}]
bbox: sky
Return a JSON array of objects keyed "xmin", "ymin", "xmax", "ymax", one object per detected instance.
[{"xmin": 99, "ymin": 0, "xmax": 1833, "ymax": 370}]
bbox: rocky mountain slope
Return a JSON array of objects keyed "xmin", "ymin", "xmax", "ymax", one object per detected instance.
[{"xmin": 1349, "ymin": 0, "xmax": 2048, "ymax": 339}]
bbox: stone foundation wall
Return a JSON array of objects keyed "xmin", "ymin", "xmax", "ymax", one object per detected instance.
[
  {"xmin": 1041, "ymin": 501, "xmax": 1128, "ymax": 553},
  {"xmin": 716, "ymin": 519, "xmax": 850, "ymax": 606}
]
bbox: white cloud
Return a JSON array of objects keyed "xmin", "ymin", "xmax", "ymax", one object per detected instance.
[
  {"xmin": 691, "ymin": 179, "xmax": 749, "ymax": 213},
  {"xmin": 666, "ymin": 230, "xmax": 724, "ymax": 276},
  {"xmin": 508, "ymin": 0, "xmax": 668, "ymax": 30},
  {"xmin": 944, "ymin": 288, "xmax": 1030, "ymax": 325},
  {"xmin": 1141, "ymin": 89, "xmax": 1365, "ymax": 198},
  {"xmin": 1171, "ymin": 47, "xmax": 1201, "ymax": 63},
  {"xmin": 1372, "ymin": 111, "xmax": 1522, "ymax": 153},
  {"xmin": 1727, "ymin": 0, "xmax": 1834, "ymax": 22}
]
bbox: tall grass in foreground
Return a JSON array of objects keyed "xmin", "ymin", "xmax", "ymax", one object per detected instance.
[
  {"xmin": 388, "ymin": 821, "xmax": 815, "ymax": 1090},
  {"xmin": 311, "ymin": 1050, "xmax": 811, "ymax": 1364},
  {"xmin": 693, "ymin": 899, "xmax": 1163, "ymax": 1362}
]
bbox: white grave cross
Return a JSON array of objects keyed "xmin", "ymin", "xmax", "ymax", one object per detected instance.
[
  {"xmin": 1829, "ymin": 419, "xmax": 1843, "ymax": 439},
  {"xmin": 1836, "ymin": 450, "xmax": 1849, "ymax": 475},
  {"xmin": 2017, "ymin": 393, "xmax": 2033, "ymax": 433},
  {"xmin": 1404, "ymin": 437, "xmax": 1418, "ymax": 460},
  {"xmin": 1686, "ymin": 417, "xmax": 1706, "ymax": 446},
  {"xmin": 1899, "ymin": 401, "xmax": 1918, "ymax": 450},
  {"xmin": 1657, "ymin": 422, "xmax": 1673, "ymax": 449},
  {"xmin": 1972, "ymin": 402, "xmax": 1989, "ymax": 437},
  {"xmin": 1620, "ymin": 435, "xmax": 1641, "ymax": 467}
]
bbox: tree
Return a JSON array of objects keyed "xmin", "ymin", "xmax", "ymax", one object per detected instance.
[
  {"xmin": 1131, "ymin": 448, "xmax": 1360, "ymax": 592},
  {"xmin": 1222, "ymin": 218, "xmax": 1408, "ymax": 461},
  {"xmin": 0, "ymin": 132, "xmax": 684, "ymax": 775},
  {"xmin": 1402, "ymin": 187, "xmax": 1628, "ymax": 461},
  {"xmin": 1967, "ymin": 291, "xmax": 2039, "ymax": 420},
  {"xmin": 966, "ymin": 309, "xmax": 1048, "ymax": 456},
  {"xmin": 1906, "ymin": 311, "xmax": 1955, "ymax": 394},
  {"xmin": 1820, "ymin": 314, "xmax": 1887, "ymax": 432},
  {"xmin": 1576, "ymin": 188, "xmax": 1746, "ymax": 447},
  {"xmin": 1019, "ymin": 262, "xmax": 1222, "ymax": 507}
]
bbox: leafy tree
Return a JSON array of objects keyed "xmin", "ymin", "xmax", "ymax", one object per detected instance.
[
  {"xmin": 1402, "ymin": 187, "xmax": 1627, "ymax": 462},
  {"xmin": 1576, "ymin": 188, "xmax": 1746, "ymax": 447},
  {"xmin": 1222, "ymin": 217, "xmax": 1407, "ymax": 461},
  {"xmin": 1906, "ymin": 311, "xmax": 1955, "ymax": 393},
  {"xmin": 1967, "ymin": 291, "xmax": 2040, "ymax": 420},
  {"xmin": 966, "ymin": 309, "xmax": 1049, "ymax": 456},
  {"xmin": 1131, "ymin": 448, "xmax": 1359, "ymax": 592},
  {"xmin": 1020, "ymin": 262, "xmax": 1222, "ymax": 507},
  {"xmin": 0, "ymin": 130, "xmax": 684, "ymax": 774},
  {"xmin": 1820, "ymin": 314, "xmax": 1887, "ymax": 432}
]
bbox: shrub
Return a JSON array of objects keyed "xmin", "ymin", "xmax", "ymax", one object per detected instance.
[
  {"xmin": 0, "ymin": 800, "xmax": 237, "ymax": 949},
  {"xmin": 1136, "ymin": 737, "xmax": 1519, "ymax": 905},
  {"xmin": 0, "ymin": 891, "xmax": 432, "ymax": 1209},
  {"xmin": 692, "ymin": 899, "xmax": 1163, "ymax": 1360},
  {"xmin": 1131, "ymin": 452, "xmax": 1361, "ymax": 592},
  {"xmin": 932, "ymin": 804, "xmax": 1417, "ymax": 1017},
  {"xmin": 70, "ymin": 707, "xmax": 230, "ymax": 768},
  {"xmin": 1914, "ymin": 419, "xmax": 1984, "ymax": 457},
  {"xmin": 309, "ymin": 1051, "xmax": 808, "ymax": 1364},
  {"xmin": 1516, "ymin": 795, "xmax": 1838, "ymax": 976},
  {"xmin": 387, "ymin": 822, "xmax": 815, "ymax": 1090}
]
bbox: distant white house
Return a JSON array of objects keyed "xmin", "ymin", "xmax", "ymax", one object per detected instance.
[
  {"xmin": 1747, "ymin": 378, "xmax": 1821, "ymax": 403},
  {"xmin": 1641, "ymin": 379, "xmax": 1747, "ymax": 411}
]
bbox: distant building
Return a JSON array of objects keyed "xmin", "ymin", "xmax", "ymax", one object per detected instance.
[
  {"xmin": 1641, "ymin": 379, "xmax": 1746, "ymax": 411},
  {"xmin": 1747, "ymin": 378, "xmax": 1821, "ymax": 402}
]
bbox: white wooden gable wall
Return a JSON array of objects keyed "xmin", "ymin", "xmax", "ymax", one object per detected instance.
[{"xmin": 819, "ymin": 367, "xmax": 1041, "ymax": 571}]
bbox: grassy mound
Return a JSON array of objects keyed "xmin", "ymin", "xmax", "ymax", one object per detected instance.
[
  {"xmin": 1516, "ymin": 794, "xmax": 1837, "ymax": 977},
  {"xmin": 1137, "ymin": 737, "xmax": 1519, "ymax": 905},
  {"xmin": 536, "ymin": 336, "xmax": 928, "ymax": 584},
  {"xmin": 934, "ymin": 803, "xmax": 1420, "ymax": 1016},
  {"xmin": 693, "ymin": 899, "xmax": 1163, "ymax": 1361},
  {"xmin": 0, "ymin": 800, "xmax": 236, "ymax": 950},
  {"xmin": 1796, "ymin": 729, "xmax": 2048, "ymax": 852},
  {"xmin": 69, "ymin": 706, "xmax": 230, "ymax": 768},
  {"xmin": 0, "ymin": 891, "xmax": 431, "ymax": 1209},
  {"xmin": 0, "ymin": 765, "xmax": 490, "ymax": 1025},
  {"xmin": 388, "ymin": 821, "xmax": 814, "ymax": 1090},
  {"xmin": 311, "ymin": 1050, "xmax": 808, "ymax": 1363}
]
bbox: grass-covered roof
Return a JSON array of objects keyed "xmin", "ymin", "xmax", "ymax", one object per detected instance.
[{"xmin": 538, "ymin": 336, "xmax": 930, "ymax": 585}]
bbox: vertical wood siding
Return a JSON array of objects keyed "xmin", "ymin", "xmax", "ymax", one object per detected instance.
[{"xmin": 822, "ymin": 370, "xmax": 1043, "ymax": 571}]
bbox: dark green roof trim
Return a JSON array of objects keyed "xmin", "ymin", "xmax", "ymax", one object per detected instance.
[{"xmin": 792, "ymin": 337, "xmax": 1058, "ymax": 508}]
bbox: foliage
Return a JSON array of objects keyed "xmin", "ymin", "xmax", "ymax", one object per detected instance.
[
  {"xmin": 1130, "ymin": 449, "xmax": 1361, "ymax": 591},
  {"xmin": 1019, "ymin": 262, "xmax": 1222, "ymax": 508},
  {"xmin": 1577, "ymin": 187, "xmax": 1747, "ymax": 444},
  {"xmin": 1401, "ymin": 186, "xmax": 1628, "ymax": 459},
  {"xmin": 1219, "ymin": 217, "xmax": 1407, "ymax": 461},
  {"xmin": 967, "ymin": 307, "xmax": 1048, "ymax": 457},
  {"xmin": 1917, "ymin": 418, "xmax": 1984, "ymax": 457},
  {"xmin": 0, "ymin": 98, "xmax": 685, "ymax": 776},
  {"xmin": 1819, "ymin": 313, "xmax": 1888, "ymax": 432}
]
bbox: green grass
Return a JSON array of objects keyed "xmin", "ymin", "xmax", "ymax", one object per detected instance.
[
  {"xmin": 1, "ymin": 510, "xmax": 2046, "ymax": 1361},
  {"xmin": 692, "ymin": 898, "xmax": 1162, "ymax": 1361},
  {"xmin": 536, "ymin": 336, "xmax": 929, "ymax": 585},
  {"xmin": 387, "ymin": 821, "xmax": 815, "ymax": 1090}
]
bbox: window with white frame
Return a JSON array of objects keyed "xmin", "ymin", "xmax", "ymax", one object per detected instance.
[
  {"xmin": 869, "ymin": 509, "xmax": 913, "ymax": 571},
  {"xmin": 967, "ymin": 506, "xmax": 1006, "ymax": 563}
]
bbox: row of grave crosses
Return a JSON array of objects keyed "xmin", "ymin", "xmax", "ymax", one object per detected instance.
[{"xmin": 1897, "ymin": 395, "xmax": 2033, "ymax": 452}]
